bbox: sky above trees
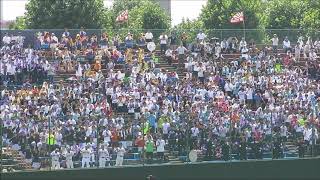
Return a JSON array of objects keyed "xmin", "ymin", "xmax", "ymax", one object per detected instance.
[{"xmin": 1, "ymin": 0, "xmax": 207, "ymax": 26}]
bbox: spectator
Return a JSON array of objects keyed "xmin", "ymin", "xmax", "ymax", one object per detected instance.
[
  {"xmin": 271, "ymin": 34, "xmax": 279, "ymax": 53},
  {"xmin": 159, "ymin": 33, "xmax": 168, "ymax": 54},
  {"xmin": 62, "ymin": 28, "xmax": 70, "ymax": 38},
  {"xmin": 239, "ymin": 37, "xmax": 247, "ymax": 52},
  {"xmin": 156, "ymin": 136, "xmax": 165, "ymax": 162},
  {"xmin": 180, "ymin": 32, "xmax": 188, "ymax": 48},
  {"xmin": 176, "ymin": 44, "xmax": 188, "ymax": 69},
  {"xmin": 283, "ymin": 36, "xmax": 291, "ymax": 53},
  {"xmin": 196, "ymin": 30, "xmax": 206, "ymax": 43},
  {"xmin": 165, "ymin": 48, "xmax": 173, "ymax": 65},
  {"xmin": 145, "ymin": 30, "xmax": 153, "ymax": 43}
]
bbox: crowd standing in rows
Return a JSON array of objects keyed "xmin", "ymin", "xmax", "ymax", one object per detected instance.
[{"xmin": 1, "ymin": 28, "xmax": 320, "ymax": 170}]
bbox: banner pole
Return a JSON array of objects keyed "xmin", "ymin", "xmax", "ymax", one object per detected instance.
[{"xmin": 243, "ymin": 16, "xmax": 246, "ymax": 39}]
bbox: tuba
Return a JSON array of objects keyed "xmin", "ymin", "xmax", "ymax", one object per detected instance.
[{"xmin": 125, "ymin": 48, "xmax": 133, "ymax": 64}]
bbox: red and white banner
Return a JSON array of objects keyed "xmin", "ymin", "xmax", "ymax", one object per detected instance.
[
  {"xmin": 116, "ymin": 10, "xmax": 129, "ymax": 22},
  {"xmin": 230, "ymin": 12, "xmax": 244, "ymax": 24}
]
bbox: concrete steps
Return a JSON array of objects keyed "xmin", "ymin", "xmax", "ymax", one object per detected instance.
[{"xmin": 1, "ymin": 147, "xmax": 33, "ymax": 171}]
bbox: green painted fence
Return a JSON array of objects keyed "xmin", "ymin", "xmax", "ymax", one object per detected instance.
[{"xmin": 2, "ymin": 158, "xmax": 320, "ymax": 180}]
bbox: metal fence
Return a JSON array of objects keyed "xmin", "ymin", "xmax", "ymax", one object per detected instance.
[{"xmin": 1, "ymin": 29, "xmax": 319, "ymax": 48}]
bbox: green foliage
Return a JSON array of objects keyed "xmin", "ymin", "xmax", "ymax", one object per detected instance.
[
  {"xmin": 111, "ymin": 0, "xmax": 170, "ymax": 39},
  {"xmin": 25, "ymin": 0, "xmax": 107, "ymax": 29},
  {"xmin": 9, "ymin": 17, "xmax": 26, "ymax": 30},
  {"xmin": 199, "ymin": 0, "xmax": 263, "ymax": 30},
  {"xmin": 128, "ymin": 1, "xmax": 170, "ymax": 29},
  {"xmin": 172, "ymin": 18, "xmax": 204, "ymax": 43},
  {"xmin": 264, "ymin": 0, "xmax": 320, "ymax": 29},
  {"xmin": 112, "ymin": 0, "xmax": 142, "ymax": 16},
  {"xmin": 198, "ymin": 0, "xmax": 264, "ymax": 41}
]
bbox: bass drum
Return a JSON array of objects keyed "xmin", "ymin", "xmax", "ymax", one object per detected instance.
[
  {"xmin": 147, "ymin": 42, "xmax": 156, "ymax": 52},
  {"xmin": 189, "ymin": 150, "xmax": 198, "ymax": 163}
]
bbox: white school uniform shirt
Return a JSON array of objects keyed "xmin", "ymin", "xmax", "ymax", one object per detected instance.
[
  {"xmin": 156, "ymin": 139, "xmax": 165, "ymax": 152},
  {"xmin": 165, "ymin": 49, "xmax": 173, "ymax": 57},
  {"xmin": 280, "ymin": 125, "xmax": 287, "ymax": 137},
  {"xmin": 239, "ymin": 40, "xmax": 247, "ymax": 49},
  {"xmin": 103, "ymin": 129, "xmax": 112, "ymax": 143},
  {"xmin": 197, "ymin": 33, "xmax": 206, "ymax": 41},
  {"xmin": 145, "ymin": 32, "xmax": 153, "ymax": 40},
  {"xmin": 51, "ymin": 151, "xmax": 60, "ymax": 161},
  {"xmin": 224, "ymin": 82, "xmax": 234, "ymax": 92},
  {"xmin": 65, "ymin": 151, "xmax": 74, "ymax": 161},
  {"xmin": 3, "ymin": 35, "xmax": 11, "ymax": 44},
  {"xmin": 159, "ymin": 35, "xmax": 168, "ymax": 44},
  {"xmin": 303, "ymin": 128, "xmax": 312, "ymax": 141},
  {"xmin": 191, "ymin": 127, "xmax": 199, "ymax": 137},
  {"xmin": 99, "ymin": 149, "xmax": 109, "ymax": 158},
  {"xmin": 81, "ymin": 148, "xmax": 92, "ymax": 158},
  {"xmin": 116, "ymin": 147, "xmax": 125, "ymax": 158},
  {"xmin": 283, "ymin": 40, "xmax": 291, "ymax": 48},
  {"xmin": 198, "ymin": 66, "xmax": 205, "ymax": 77},
  {"xmin": 162, "ymin": 122, "xmax": 170, "ymax": 134},
  {"xmin": 271, "ymin": 37, "xmax": 279, "ymax": 46},
  {"xmin": 246, "ymin": 88, "xmax": 253, "ymax": 100}
]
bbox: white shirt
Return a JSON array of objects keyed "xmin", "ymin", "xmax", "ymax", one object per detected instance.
[
  {"xmin": 176, "ymin": 46, "xmax": 187, "ymax": 55},
  {"xmin": 3, "ymin": 35, "xmax": 11, "ymax": 44},
  {"xmin": 51, "ymin": 151, "xmax": 60, "ymax": 161},
  {"xmin": 81, "ymin": 148, "xmax": 91, "ymax": 158},
  {"xmin": 103, "ymin": 129, "xmax": 112, "ymax": 143},
  {"xmin": 283, "ymin": 40, "xmax": 291, "ymax": 48},
  {"xmin": 99, "ymin": 149, "xmax": 109, "ymax": 158},
  {"xmin": 116, "ymin": 147, "xmax": 125, "ymax": 158},
  {"xmin": 303, "ymin": 128, "xmax": 312, "ymax": 141},
  {"xmin": 246, "ymin": 88, "xmax": 253, "ymax": 100},
  {"xmin": 271, "ymin": 37, "xmax": 279, "ymax": 46},
  {"xmin": 191, "ymin": 127, "xmax": 199, "ymax": 137},
  {"xmin": 145, "ymin": 32, "xmax": 153, "ymax": 40},
  {"xmin": 165, "ymin": 49, "xmax": 173, "ymax": 57},
  {"xmin": 162, "ymin": 122, "xmax": 170, "ymax": 134},
  {"xmin": 52, "ymin": 36, "xmax": 58, "ymax": 43},
  {"xmin": 197, "ymin": 33, "xmax": 206, "ymax": 41},
  {"xmin": 280, "ymin": 125, "xmax": 287, "ymax": 137},
  {"xmin": 65, "ymin": 151, "xmax": 74, "ymax": 161},
  {"xmin": 224, "ymin": 82, "xmax": 234, "ymax": 92},
  {"xmin": 156, "ymin": 139, "xmax": 165, "ymax": 152},
  {"xmin": 238, "ymin": 90, "xmax": 246, "ymax": 100},
  {"xmin": 198, "ymin": 66, "xmax": 205, "ymax": 77},
  {"xmin": 239, "ymin": 40, "xmax": 247, "ymax": 49},
  {"xmin": 159, "ymin": 35, "xmax": 168, "ymax": 44}
]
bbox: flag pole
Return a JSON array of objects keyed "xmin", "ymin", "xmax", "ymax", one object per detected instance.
[
  {"xmin": 242, "ymin": 13, "xmax": 246, "ymax": 40},
  {"xmin": 127, "ymin": 10, "xmax": 129, "ymax": 34}
]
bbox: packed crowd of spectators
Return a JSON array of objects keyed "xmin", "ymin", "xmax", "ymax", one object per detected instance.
[{"xmin": 1, "ymin": 28, "xmax": 320, "ymax": 171}]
